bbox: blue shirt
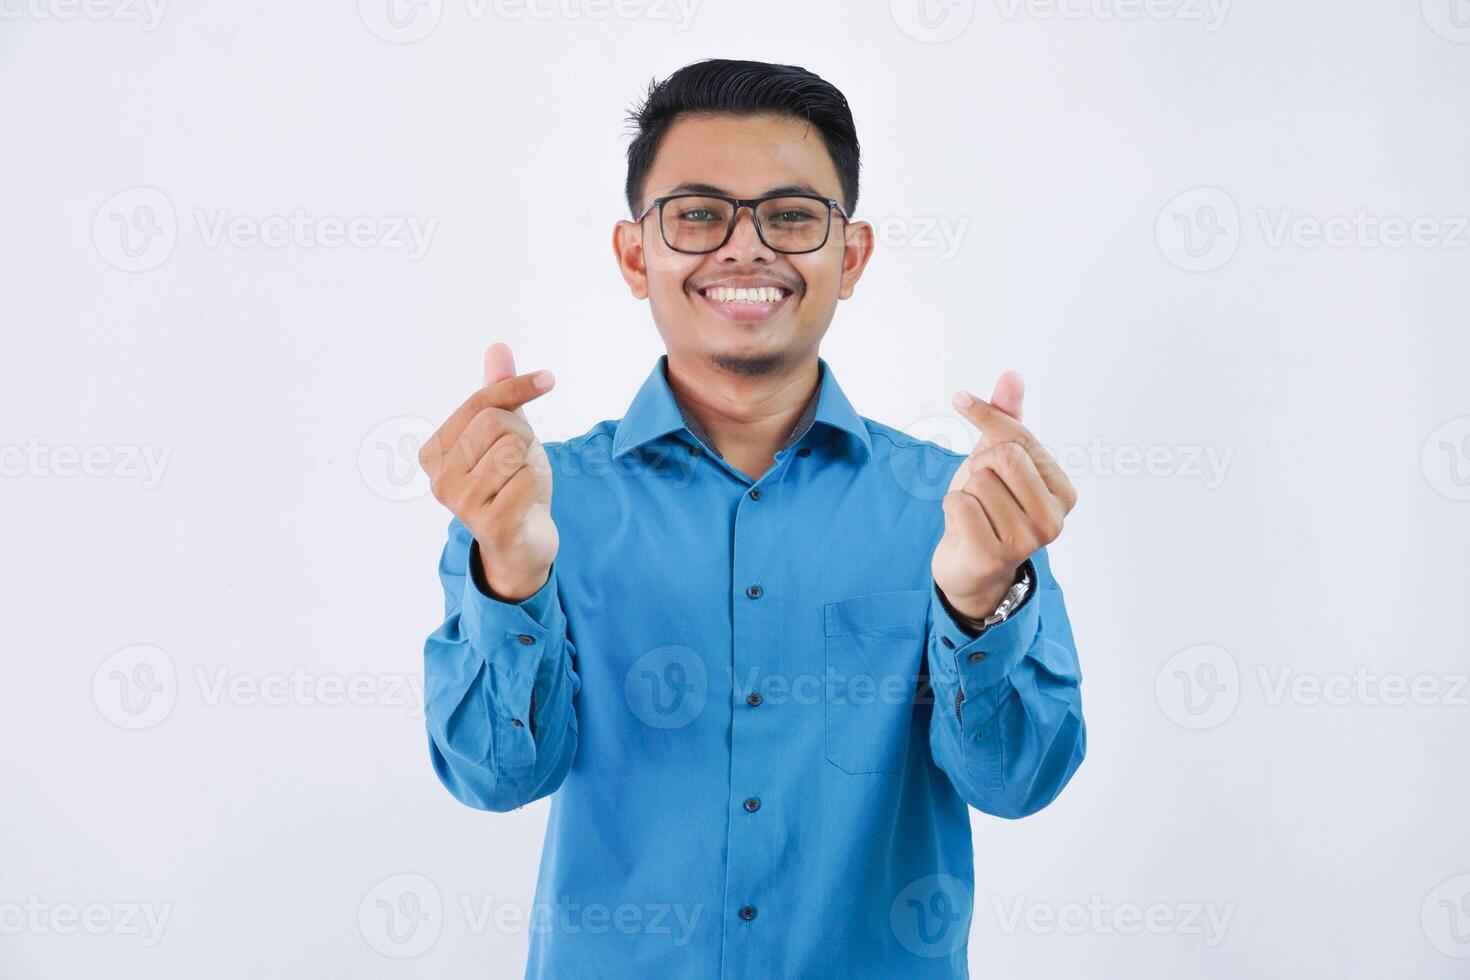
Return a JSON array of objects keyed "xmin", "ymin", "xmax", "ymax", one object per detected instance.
[{"xmin": 423, "ymin": 354, "xmax": 1086, "ymax": 979}]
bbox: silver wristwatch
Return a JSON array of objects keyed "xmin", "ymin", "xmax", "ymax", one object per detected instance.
[{"xmin": 950, "ymin": 565, "xmax": 1032, "ymax": 635}]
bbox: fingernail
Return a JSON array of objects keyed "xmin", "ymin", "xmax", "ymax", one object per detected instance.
[
  {"xmin": 953, "ymin": 390, "xmax": 973, "ymax": 407},
  {"xmin": 533, "ymin": 371, "xmax": 555, "ymax": 389}
]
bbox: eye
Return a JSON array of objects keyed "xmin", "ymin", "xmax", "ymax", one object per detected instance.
[{"xmin": 764, "ymin": 202, "xmax": 824, "ymax": 225}]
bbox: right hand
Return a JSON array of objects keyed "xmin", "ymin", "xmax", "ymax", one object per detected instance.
[{"xmin": 419, "ymin": 342, "xmax": 558, "ymax": 601}]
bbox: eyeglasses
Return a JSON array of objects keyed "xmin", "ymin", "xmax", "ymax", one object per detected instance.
[{"xmin": 635, "ymin": 193, "xmax": 850, "ymax": 255}]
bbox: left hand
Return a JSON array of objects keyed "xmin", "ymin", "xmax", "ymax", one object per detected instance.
[{"xmin": 931, "ymin": 371, "xmax": 1078, "ymax": 621}]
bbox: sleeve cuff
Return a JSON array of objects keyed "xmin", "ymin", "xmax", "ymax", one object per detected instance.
[
  {"xmin": 931, "ymin": 558, "xmax": 1040, "ymax": 691},
  {"xmin": 461, "ymin": 540, "xmax": 559, "ymax": 638}
]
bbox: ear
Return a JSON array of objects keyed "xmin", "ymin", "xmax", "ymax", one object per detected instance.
[
  {"xmin": 612, "ymin": 219, "xmax": 649, "ymax": 300},
  {"xmin": 837, "ymin": 219, "xmax": 875, "ymax": 300}
]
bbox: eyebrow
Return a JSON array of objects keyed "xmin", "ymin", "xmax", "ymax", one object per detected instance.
[{"xmin": 668, "ymin": 182, "xmax": 827, "ymax": 199}]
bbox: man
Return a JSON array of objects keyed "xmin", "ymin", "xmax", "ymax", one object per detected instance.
[{"xmin": 419, "ymin": 59, "xmax": 1085, "ymax": 979}]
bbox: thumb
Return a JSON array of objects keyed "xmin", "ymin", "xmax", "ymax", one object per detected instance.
[
  {"xmin": 989, "ymin": 370, "xmax": 1025, "ymax": 422},
  {"xmin": 484, "ymin": 342, "xmax": 517, "ymax": 387}
]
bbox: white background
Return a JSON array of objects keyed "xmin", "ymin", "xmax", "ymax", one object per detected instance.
[{"xmin": 3, "ymin": 0, "xmax": 1469, "ymax": 976}]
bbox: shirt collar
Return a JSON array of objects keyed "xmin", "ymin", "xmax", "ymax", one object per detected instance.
[{"xmin": 611, "ymin": 354, "xmax": 873, "ymax": 461}]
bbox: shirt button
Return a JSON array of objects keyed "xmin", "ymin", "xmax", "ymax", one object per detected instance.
[
  {"xmin": 739, "ymin": 905, "xmax": 757, "ymax": 921},
  {"xmin": 746, "ymin": 692, "xmax": 763, "ymax": 707},
  {"xmin": 968, "ymin": 651, "xmax": 987, "ymax": 663},
  {"xmin": 746, "ymin": 584, "xmax": 763, "ymax": 599},
  {"xmin": 516, "ymin": 634, "xmax": 535, "ymax": 646},
  {"xmin": 743, "ymin": 797, "xmax": 761, "ymax": 813},
  {"xmin": 690, "ymin": 445, "xmax": 703, "ymax": 457},
  {"xmin": 940, "ymin": 636, "xmax": 954, "ymax": 649},
  {"xmin": 748, "ymin": 487, "xmax": 762, "ymax": 500},
  {"xmin": 511, "ymin": 718, "xmax": 524, "ymax": 728},
  {"xmin": 797, "ymin": 447, "xmax": 811, "ymax": 457}
]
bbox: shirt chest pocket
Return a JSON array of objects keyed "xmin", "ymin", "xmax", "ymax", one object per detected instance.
[{"xmin": 823, "ymin": 589, "xmax": 930, "ymax": 775}]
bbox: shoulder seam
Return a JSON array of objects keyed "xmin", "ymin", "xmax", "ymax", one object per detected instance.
[
  {"xmin": 544, "ymin": 424, "xmax": 617, "ymax": 453},
  {"xmin": 866, "ymin": 420, "xmax": 968, "ymax": 460}
]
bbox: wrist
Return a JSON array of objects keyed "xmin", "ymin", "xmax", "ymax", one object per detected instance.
[
  {"xmin": 472, "ymin": 542, "xmax": 550, "ymax": 603},
  {"xmin": 941, "ymin": 571, "xmax": 1016, "ymax": 623}
]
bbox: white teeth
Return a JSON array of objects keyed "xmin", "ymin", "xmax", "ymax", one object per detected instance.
[{"xmin": 704, "ymin": 286, "xmax": 787, "ymax": 303}]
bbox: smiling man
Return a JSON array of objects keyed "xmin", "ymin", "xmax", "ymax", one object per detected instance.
[{"xmin": 419, "ymin": 59, "xmax": 1086, "ymax": 979}]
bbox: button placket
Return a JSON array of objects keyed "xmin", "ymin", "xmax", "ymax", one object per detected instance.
[{"xmin": 727, "ymin": 468, "xmax": 780, "ymax": 957}]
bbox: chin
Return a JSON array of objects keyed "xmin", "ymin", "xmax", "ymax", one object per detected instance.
[{"xmin": 705, "ymin": 345, "xmax": 789, "ymax": 379}]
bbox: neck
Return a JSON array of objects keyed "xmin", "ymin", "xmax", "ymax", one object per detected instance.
[{"xmin": 665, "ymin": 350, "xmax": 820, "ymax": 477}]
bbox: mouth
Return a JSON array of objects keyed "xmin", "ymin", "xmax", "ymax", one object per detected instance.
[{"xmin": 695, "ymin": 283, "xmax": 795, "ymax": 323}]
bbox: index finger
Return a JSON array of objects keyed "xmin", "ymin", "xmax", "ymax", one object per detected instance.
[
  {"xmin": 952, "ymin": 389, "xmax": 1039, "ymax": 452},
  {"xmin": 952, "ymin": 389, "xmax": 1076, "ymax": 505},
  {"xmin": 421, "ymin": 370, "xmax": 555, "ymax": 467}
]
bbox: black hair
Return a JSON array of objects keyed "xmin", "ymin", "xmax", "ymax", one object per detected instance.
[{"xmin": 623, "ymin": 59, "xmax": 861, "ymax": 217}]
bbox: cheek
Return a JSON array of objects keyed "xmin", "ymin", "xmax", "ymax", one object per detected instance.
[
  {"xmin": 788, "ymin": 254, "xmax": 838, "ymax": 300},
  {"xmin": 644, "ymin": 271, "xmax": 703, "ymax": 329},
  {"xmin": 641, "ymin": 241, "xmax": 704, "ymax": 287},
  {"xmin": 648, "ymin": 273, "xmax": 695, "ymax": 309}
]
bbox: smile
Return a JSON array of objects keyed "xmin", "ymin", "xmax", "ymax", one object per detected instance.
[{"xmin": 696, "ymin": 284, "xmax": 794, "ymax": 322}]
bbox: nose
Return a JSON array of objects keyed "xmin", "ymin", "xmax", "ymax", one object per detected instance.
[{"xmin": 716, "ymin": 204, "xmax": 775, "ymax": 261}]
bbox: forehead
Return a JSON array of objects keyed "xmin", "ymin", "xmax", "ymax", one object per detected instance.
[{"xmin": 642, "ymin": 112, "xmax": 843, "ymax": 201}]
